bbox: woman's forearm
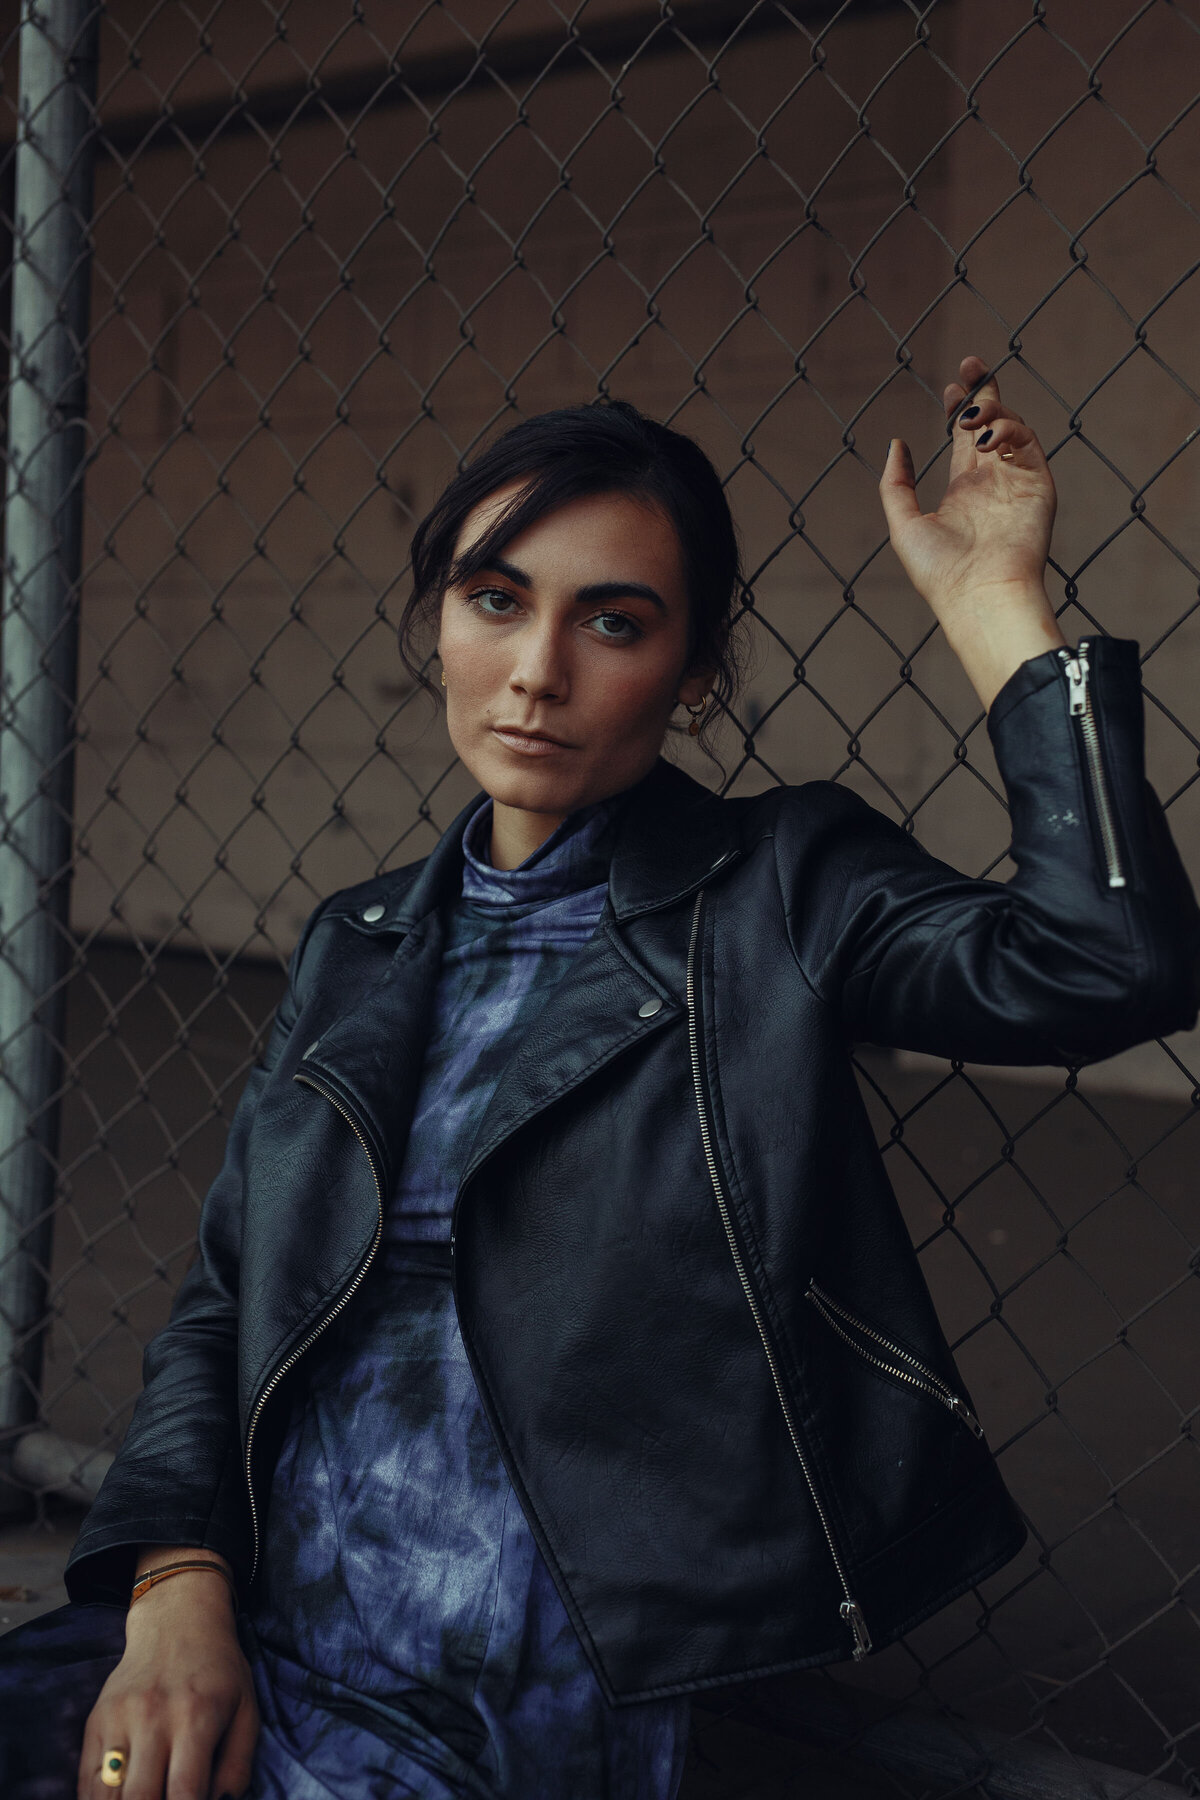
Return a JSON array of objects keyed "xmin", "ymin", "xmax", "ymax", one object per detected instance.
[
  {"xmin": 82, "ymin": 1543, "xmax": 256, "ymax": 1800},
  {"xmin": 935, "ymin": 577, "xmax": 1068, "ymax": 713}
]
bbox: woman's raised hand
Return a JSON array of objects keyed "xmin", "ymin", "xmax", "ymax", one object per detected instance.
[
  {"xmin": 879, "ymin": 353, "xmax": 1067, "ymax": 712},
  {"xmin": 77, "ymin": 1551, "xmax": 258, "ymax": 1800}
]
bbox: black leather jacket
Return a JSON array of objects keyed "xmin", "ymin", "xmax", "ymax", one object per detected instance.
[{"xmin": 66, "ymin": 639, "xmax": 1200, "ymax": 1704}]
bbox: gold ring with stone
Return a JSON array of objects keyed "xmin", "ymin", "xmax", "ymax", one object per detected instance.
[{"xmin": 99, "ymin": 1748, "xmax": 128, "ymax": 1788}]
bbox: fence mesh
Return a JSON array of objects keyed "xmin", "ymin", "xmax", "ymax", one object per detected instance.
[{"xmin": 1, "ymin": 0, "xmax": 1199, "ymax": 1793}]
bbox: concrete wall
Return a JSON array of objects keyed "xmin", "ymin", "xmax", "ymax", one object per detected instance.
[
  {"xmin": 10, "ymin": 7, "xmax": 1198, "ymax": 1766},
  {"xmin": 61, "ymin": 0, "xmax": 1200, "ymax": 1091}
]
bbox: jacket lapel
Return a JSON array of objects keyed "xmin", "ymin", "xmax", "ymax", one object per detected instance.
[
  {"xmin": 298, "ymin": 912, "xmax": 446, "ymax": 1191},
  {"xmin": 307, "ymin": 756, "xmax": 744, "ymax": 1191},
  {"xmin": 606, "ymin": 756, "xmax": 739, "ymax": 921},
  {"xmin": 453, "ymin": 760, "xmax": 743, "ymax": 1192},
  {"xmin": 455, "ymin": 909, "xmax": 684, "ymax": 1195}
]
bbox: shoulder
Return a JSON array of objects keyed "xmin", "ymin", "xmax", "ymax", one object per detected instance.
[
  {"xmin": 754, "ymin": 781, "xmax": 929, "ymax": 894},
  {"xmin": 733, "ymin": 777, "xmax": 900, "ymax": 845},
  {"xmin": 310, "ymin": 860, "xmax": 429, "ymax": 925},
  {"xmin": 284, "ymin": 857, "xmax": 431, "ymax": 993}
]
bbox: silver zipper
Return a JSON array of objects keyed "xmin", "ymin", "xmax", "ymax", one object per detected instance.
[
  {"xmin": 806, "ymin": 1282, "xmax": 983, "ymax": 1440},
  {"xmin": 685, "ymin": 892, "xmax": 872, "ymax": 1662},
  {"xmin": 243, "ymin": 1070, "xmax": 385, "ymax": 1582},
  {"xmin": 1059, "ymin": 644, "xmax": 1126, "ymax": 890}
]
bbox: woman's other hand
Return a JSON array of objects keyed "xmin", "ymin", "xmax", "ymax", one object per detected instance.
[
  {"xmin": 77, "ymin": 1551, "xmax": 258, "ymax": 1800},
  {"xmin": 879, "ymin": 353, "xmax": 1067, "ymax": 711}
]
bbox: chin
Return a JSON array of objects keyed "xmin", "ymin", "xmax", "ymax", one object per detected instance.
[{"xmin": 474, "ymin": 744, "xmax": 591, "ymax": 810}]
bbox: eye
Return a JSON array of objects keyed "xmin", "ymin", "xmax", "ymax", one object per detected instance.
[
  {"xmin": 463, "ymin": 587, "xmax": 520, "ymax": 617},
  {"xmin": 590, "ymin": 611, "xmax": 643, "ymax": 642}
]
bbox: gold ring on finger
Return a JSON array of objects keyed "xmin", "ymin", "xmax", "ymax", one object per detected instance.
[
  {"xmin": 99, "ymin": 1748, "xmax": 128, "ymax": 1788},
  {"xmin": 1000, "ymin": 450, "xmax": 1015, "ymax": 461}
]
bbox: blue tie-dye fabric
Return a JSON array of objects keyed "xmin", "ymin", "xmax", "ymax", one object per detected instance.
[{"xmin": 246, "ymin": 794, "xmax": 692, "ymax": 1798}]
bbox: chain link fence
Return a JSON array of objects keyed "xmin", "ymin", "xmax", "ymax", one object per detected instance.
[{"xmin": 1, "ymin": 0, "xmax": 1199, "ymax": 1793}]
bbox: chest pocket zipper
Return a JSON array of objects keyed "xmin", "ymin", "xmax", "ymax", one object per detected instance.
[{"xmin": 806, "ymin": 1282, "xmax": 984, "ymax": 1440}]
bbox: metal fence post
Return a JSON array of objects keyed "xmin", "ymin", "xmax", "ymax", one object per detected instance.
[{"xmin": 0, "ymin": 0, "xmax": 98, "ymax": 1460}]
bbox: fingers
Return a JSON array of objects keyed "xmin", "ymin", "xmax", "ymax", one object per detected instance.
[
  {"xmin": 974, "ymin": 418, "xmax": 1045, "ymax": 467},
  {"xmin": 78, "ymin": 1710, "xmax": 108, "ymax": 1800},
  {"xmin": 122, "ymin": 1722, "xmax": 170, "ymax": 1800},
  {"xmin": 80, "ymin": 1700, "xmax": 228, "ymax": 1800},
  {"xmin": 940, "ymin": 356, "xmax": 1050, "ymax": 478},
  {"xmin": 965, "ymin": 413, "xmax": 1048, "ymax": 472},
  {"xmin": 878, "ymin": 438, "xmax": 922, "ymax": 539},
  {"xmin": 207, "ymin": 1694, "xmax": 259, "ymax": 1800},
  {"xmin": 79, "ymin": 1712, "xmax": 143, "ymax": 1800},
  {"xmin": 955, "ymin": 353, "xmax": 998, "ymax": 409},
  {"xmin": 943, "ymin": 353, "xmax": 1000, "ymax": 430},
  {"xmin": 79, "ymin": 1721, "xmax": 167, "ymax": 1800},
  {"xmin": 166, "ymin": 1708, "xmax": 227, "ymax": 1800},
  {"xmin": 944, "ymin": 356, "xmax": 996, "ymax": 484}
]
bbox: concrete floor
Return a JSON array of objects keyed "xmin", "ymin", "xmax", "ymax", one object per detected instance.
[{"xmin": 9, "ymin": 942, "xmax": 1199, "ymax": 1794}]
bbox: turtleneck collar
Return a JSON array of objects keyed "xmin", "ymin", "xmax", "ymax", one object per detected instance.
[{"xmin": 459, "ymin": 791, "xmax": 629, "ymax": 918}]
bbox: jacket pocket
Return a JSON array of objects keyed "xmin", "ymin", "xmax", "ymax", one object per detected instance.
[{"xmin": 805, "ymin": 1281, "xmax": 985, "ymax": 1440}]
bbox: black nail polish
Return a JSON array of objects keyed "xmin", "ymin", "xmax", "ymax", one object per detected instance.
[
  {"xmin": 977, "ymin": 428, "xmax": 994, "ymax": 446},
  {"xmin": 958, "ymin": 406, "xmax": 981, "ymax": 423}
]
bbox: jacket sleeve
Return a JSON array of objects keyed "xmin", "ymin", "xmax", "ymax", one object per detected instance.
[
  {"xmin": 780, "ymin": 638, "xmax": 1200, "ymax": 1064},
  {"xmin": 63, "ymin": 905, "xmax": 326, "ymax": 1608}
]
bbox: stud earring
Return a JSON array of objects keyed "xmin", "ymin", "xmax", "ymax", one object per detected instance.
[{"xmin": 684, "ymin": 697, "xmax": 707, "ymax": 737}]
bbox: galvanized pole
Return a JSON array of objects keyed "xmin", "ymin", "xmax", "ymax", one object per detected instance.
[{"xmin": 0, "ymin": 0, "xmax": 98, "ymax": 1453}]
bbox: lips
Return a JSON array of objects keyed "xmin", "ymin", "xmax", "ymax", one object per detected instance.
[{"xmin": 493, "ymin": 726, "xmax": 571, "ymax": 746}]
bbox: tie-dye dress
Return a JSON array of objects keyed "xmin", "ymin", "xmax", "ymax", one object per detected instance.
[{"xmin": 243, "ymin": 792, "xmax": 692, "ymax": 1798}]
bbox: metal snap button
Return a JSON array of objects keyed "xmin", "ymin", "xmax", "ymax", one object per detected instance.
[
  {"xmin": 362, "ymin": 903, "xmax": 385, "ymax": 923},
  {"xmin": 638, "ymin": 996, "xmax": 664, "ymax": 1018}
]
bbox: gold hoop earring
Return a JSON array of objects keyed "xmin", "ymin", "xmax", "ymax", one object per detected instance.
[
  {"xmin": 684, "ymin": 697, "xmax": 707, "ymax": 737},
  {"xmin": 440, "ymin": 670, "xmax": 447, "ymax": 687}
]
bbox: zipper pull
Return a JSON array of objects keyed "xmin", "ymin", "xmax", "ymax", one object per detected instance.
[
  {"xmin": 1060, "ymin": 647, "xmax": 1089, "ymax": 715},
  {"xmin": 950, "ymin": 1395, "xmax": 985, "ymax": 1440},
  {"xmin": 840, "ymin": 1598, "xmax": 873, "ymax": 1660}
]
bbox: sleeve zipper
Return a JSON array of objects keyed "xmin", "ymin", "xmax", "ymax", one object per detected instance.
[
  {"xmin": 686, "ymin": 891, "xmax": 872, "ymax": 1662},
  {"xmin": 1058, "ymin": 643, "xmax": 1127, "ymax": 890}
]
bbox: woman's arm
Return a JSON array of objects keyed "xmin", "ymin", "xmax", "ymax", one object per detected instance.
[
  {"xmin": 77, "ymin": 1546, "xmax": 256, "ymax": 1800},
  {"xmin": 772, "ymin": 356, "xmax": 1200, "ymax": 1063},
  {"xmin": 879, "ymin": 353, "xmax": 1067, "ymax": 711},
  {"xmin": 63, "ymin": 901, "xmax": 326, "ymax": 1606},
  {"xmin": 67, "ymin": 906, "xmax": 329, "ymax": 1793}
]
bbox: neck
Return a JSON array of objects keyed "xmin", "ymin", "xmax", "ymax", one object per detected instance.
[{"xmin": 488, "ymin": 801, "xmax": 569, "ymax": 871}]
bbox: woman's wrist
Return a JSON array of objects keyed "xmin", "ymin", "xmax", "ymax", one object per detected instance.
[
  {"xmin": 934, "ymin": 581, "xmax": 1068, "ymax": 712},
  {"xmin": 133, "ymin": 1543, "xmax": 233, "ymax": 1579},
  {"xmin": 128, "ymin": 1545, "xmax": 238, "ymax": 1624}
]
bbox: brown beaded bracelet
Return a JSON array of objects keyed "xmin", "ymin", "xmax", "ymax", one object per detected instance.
[{"xmin": 129, "ymin": 1558, "xmax": 238, "ymax": 1607}]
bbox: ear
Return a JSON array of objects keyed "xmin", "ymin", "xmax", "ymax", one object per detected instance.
[{"xmin": 676, "ymin": 667, "xmax": 715, "ymax": 709}]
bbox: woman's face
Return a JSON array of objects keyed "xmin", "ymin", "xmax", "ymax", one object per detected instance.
[{"xmin": 436, "ymin": 483, "xmax": 713, "ymax": 827}]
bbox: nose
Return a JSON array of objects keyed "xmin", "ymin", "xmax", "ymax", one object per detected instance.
[{"xmin": 508, "ymin": 621, "xmax": 569, "ymax": 702}]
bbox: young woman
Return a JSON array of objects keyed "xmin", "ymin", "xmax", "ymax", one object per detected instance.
[{"xmin": 2, "ymin": 356, "xmax": 1197, "ymax": 1800}]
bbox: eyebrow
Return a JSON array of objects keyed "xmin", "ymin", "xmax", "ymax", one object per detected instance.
[{"xmin": 480, "ymin": 555, "xmax": 667, "ymax": 616}]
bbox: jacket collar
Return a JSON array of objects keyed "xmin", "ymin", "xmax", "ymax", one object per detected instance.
[{"xmin": 391, "ymin": 754, "xmax": 740, "ymax": 930}]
